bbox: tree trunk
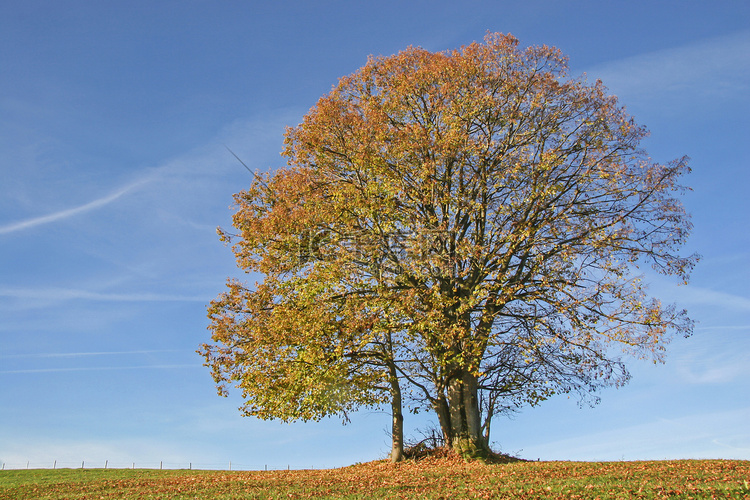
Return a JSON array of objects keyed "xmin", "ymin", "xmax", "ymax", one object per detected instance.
[
  {"xmin": 482, "ymin": 412, "xmax": 492, "ymax": 446},
  {"xmin": 446, "ymin": 369, "xmax": 489, "ymax": 459},
  {"xmin": 388, "ymin": 362, "xmax": 404, "ymax": 463},
  {"xmin": 432, "ymin": 394, "xmax": 452, "ymax": 448},
  {"xmin": 481, "ymin": 391, "xmax": 495, "ymax": 445}
]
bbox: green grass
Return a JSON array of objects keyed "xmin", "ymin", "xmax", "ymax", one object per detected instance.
[{"xmin": 1, "ymin": 457, "xmax": 748, "ymax": 499}]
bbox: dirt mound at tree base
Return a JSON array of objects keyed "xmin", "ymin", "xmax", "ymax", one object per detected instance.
[{"xmin": 403, "ymin": 444, "xmax": 526, "ymax": 464}]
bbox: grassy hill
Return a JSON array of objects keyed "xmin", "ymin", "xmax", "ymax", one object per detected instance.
[{"xmin": 1, "ymin": 456, "xmax": 748, "ymax": 499}]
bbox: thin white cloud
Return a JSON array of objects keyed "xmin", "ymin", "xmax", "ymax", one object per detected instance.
[
  {"xmin": 646, "ymin": 273, "xmax": 750, "ymax": 313},
  {"xmin": 0, "ymin": 364, "xmax": 201, "ymax": 374},
  {"xmin": 679, "ymin": 362, "xmax": 749, "ymax": 385},
  {"xmin": 675, "ymin": 286, "xmax": 750, "ymax": 312},
  {"xmin": 0, "ymin": 176, "xmax": 153, "ymax": 235},
  {"xmin": 672, "ymin": 330, "xmax": 750, "ymax": 385},
  {"xmin": 0, "ymin": 349, "xmax": 181, "ymax": 358},
  {"xmin": 1, "ymin": 111, "xmax": 297, "ymax": 239},
  {"xmin": 0, "ymin": 436, "xmax": 198, "ymax": 466},
  {"xmin": 523, "ymin": 407, "xmax": 750, "ymax": 461},
  {"xmin": 0, "ymin": 286, "xmax": 207, "ymax": 302},
  {"xmin": 585, "ymin": 30, "xmax": 750, "ymax": 105},
  {"xmin": 675, "ymin": 343, "xmax": 750, "ymax": 385},
  {"xmin": 695, "ymin": 324, "xmax": 750, "ymax": 332}
]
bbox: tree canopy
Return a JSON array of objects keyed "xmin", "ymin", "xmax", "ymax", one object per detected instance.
[{"xmin": 199, "ymin": 33, "xmax": 696, "ymax": 461}]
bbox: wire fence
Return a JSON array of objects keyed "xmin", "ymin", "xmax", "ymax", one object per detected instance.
[{"xmin": 0, "ymin": 460, "xmax": 317, "ymax": 472}]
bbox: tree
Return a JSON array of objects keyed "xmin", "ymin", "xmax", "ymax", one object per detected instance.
[{"xmin": 200, "ymin": 33, "xmax": 696, "ymax": 460}]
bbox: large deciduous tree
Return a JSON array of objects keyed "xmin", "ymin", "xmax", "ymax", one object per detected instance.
[{"xmin": 200, "ymin": 33, "xmax": 696, "ymax": 461}]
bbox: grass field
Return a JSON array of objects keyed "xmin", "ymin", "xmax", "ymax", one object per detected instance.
[{"xmin": 1, "ymin": 457, "xmax": 748, "ymax": 499}]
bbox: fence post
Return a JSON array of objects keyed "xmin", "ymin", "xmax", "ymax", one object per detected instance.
[
  {"xmin": 53, "ymin": 460, "xmax": 56, "ymax": 469},
  {"xmin": 26, "ymin": 461, "xmax": 29, "ymax": 469},
  {"xmin": 105, "ymin": 460, "xmax": 108, "ymax": 469},
  {"xmin": 160, "ymin": 461, "xmax": 163, "ymax": 470},
  {"xmin": 189, "ymin": 462, "xmax": 192, "ymax": 470},
  {"xmin": 82, "ymin": 461, "xmax": 85, "ymax": 469},
  {"xmin": 229, "ymin": 461, "xmax": 231, "ymax": 471}
]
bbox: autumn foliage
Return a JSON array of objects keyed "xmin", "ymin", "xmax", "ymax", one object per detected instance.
[{"xmin": 200, "ymin": 33, "xmax": 696, "ymax": 461}]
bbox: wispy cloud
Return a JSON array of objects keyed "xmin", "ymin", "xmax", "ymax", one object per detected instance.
[
  {"xmin": 678, "ymin": 361, "xmax": 749, "ymax": 385},
  {"xmin": 585, "ymin": 30, "xmax": 750, "ymax": 106},
  {"xmin": 674, "ymin": 286, "xmax": 750, "ymax": 312},
  {"xmin": 1, "ymin": 111, "xmax": 296, "ymax": 239},
  {"xmin": 0, "ymin": 286, "xmax": 207, "ymax": 303},
  {"xmin": 0, "ymin": 349, "xmax": 181, "ymax": 359},
  {"xmin": 672, "ymin": 328, "xmax": 750, "ymax": 385},
  {"xmin": 675, "ymin": 341, "xmax": 750, "ymax": 385},
  {"xmin": 646, "ymin": 274, "xmax": 750, "ymax": 313},
  {"xmin": 0, "ymin": 176, "xmax": 153, "ymax": 235},
  {"xmin": 523, "ymin": 407, "xmax": 750, "ymax": 461},
  {"xmin": 0, "ymin": 364, "xmax": 201, "ymax": 374},
  {"xmin": 0, "ymin": 435, "xmax": 201, "ymax": 465},
  {"xmin": 695, "ymin": 325, "xmax": 750, "ymax": 332}
]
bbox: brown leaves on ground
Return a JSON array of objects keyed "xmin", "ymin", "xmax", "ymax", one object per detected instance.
[{"xmin": 2, "ymin": 458, "xmax": 748, "ymax": 499}]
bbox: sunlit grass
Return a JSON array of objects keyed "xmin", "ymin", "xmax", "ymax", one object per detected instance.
[{"xmin": 1, "ymin": 457, "xmax": 748, "ymax": 499}]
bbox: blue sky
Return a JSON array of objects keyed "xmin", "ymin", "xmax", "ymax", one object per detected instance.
[{"xmin": 1, "ymin": 1, "xmax": 748, "ymax": 469}]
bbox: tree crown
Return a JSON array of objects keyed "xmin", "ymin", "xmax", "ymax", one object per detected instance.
[{"xmin": 201, "ymin": 32, "xmax": 696, "ymax": 441}]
